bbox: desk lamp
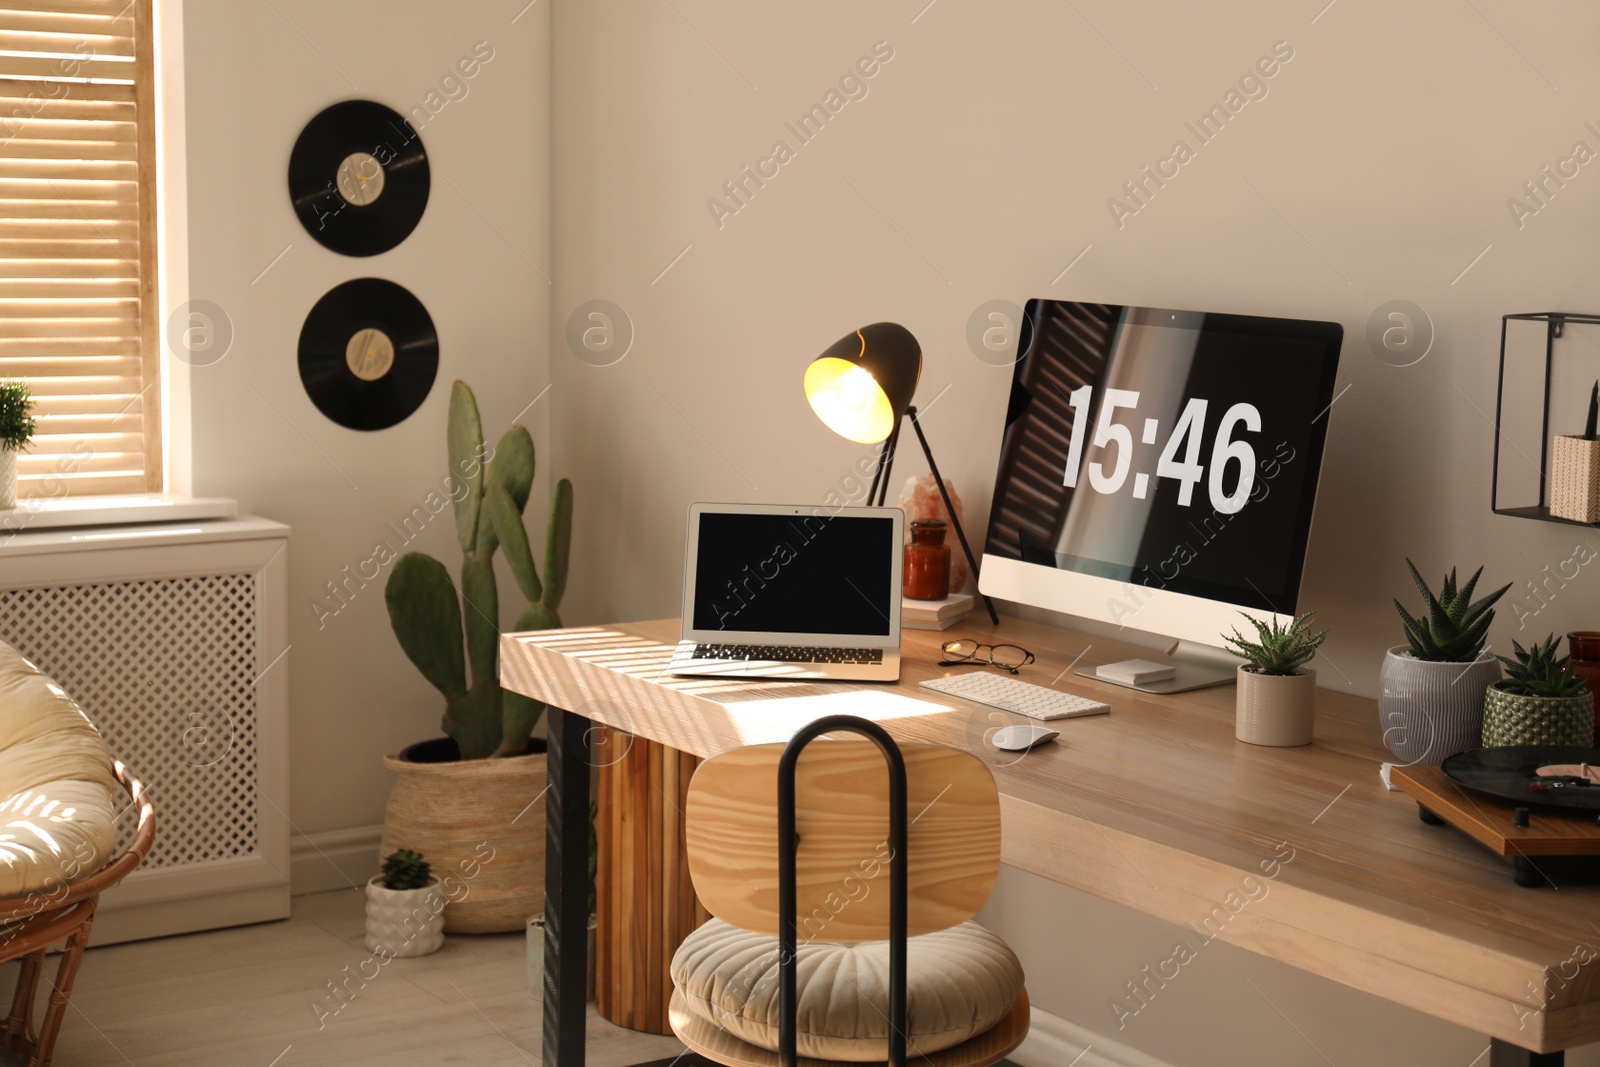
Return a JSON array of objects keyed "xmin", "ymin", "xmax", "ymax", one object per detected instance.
[{"xmin": 803, "ymin": 322, "xmax": 999, "ymax": 623}]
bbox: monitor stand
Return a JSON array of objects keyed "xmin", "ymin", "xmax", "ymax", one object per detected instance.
[{"xmin": 1074, "ymin": 639, "xmax": 1239, "ymax": 695}]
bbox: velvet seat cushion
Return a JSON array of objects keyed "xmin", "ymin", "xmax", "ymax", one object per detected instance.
[
  {"xmin": 0, "ymin": 642, "xmax": 117, "ymax": 900},
  {"xmin": 671, "ymin": 917, "xmax": 1024, "ymax": 1061}
]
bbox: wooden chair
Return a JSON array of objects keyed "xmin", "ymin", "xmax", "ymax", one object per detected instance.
[
  {"xmin": 669, "ymin": 715, "xmax": 1029, "ymax": 1067},
  {"xmin": 0, "ymin": 760, "xmax": 155, "ymax": 1067}
]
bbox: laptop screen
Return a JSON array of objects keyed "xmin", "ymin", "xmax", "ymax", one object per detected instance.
[{"xmin": 691, "ymin": 510, "xmax": 896, "ymax": 637}]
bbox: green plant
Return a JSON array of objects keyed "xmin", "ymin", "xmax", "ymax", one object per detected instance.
[
  {"xmin": 1393, "ymin": 560, "xmax": 1510, "ymax": 663},
  {"xmin": 385, "ymin": 381, "xmax": 574, "ymax": 760},
  {"xmin": 1223, "ymin": 611, "xmax": 1327, "ymax": 675},
  {"xmin": 1496, "ymin": 634, "xmax": 1591, "ymax": 699},
  {"xmin": 0, "ymin": 381, "xmax": 36, "ymax": 452},
  {"xmin": 380, "ymin": 848, "xmax": 432, "ymax": 891}
]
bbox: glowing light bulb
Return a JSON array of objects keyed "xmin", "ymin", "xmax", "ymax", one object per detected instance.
[{"xmin": 837, "ymin": 366, "xmax": 877, "ymax": 410}]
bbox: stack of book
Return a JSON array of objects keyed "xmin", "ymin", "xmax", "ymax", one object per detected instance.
[{"xmin": 901, "ymin": 593, "xmax": 974, "ymax": 631}]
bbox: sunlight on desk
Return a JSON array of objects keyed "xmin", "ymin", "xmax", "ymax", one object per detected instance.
[{"xmin": 722, "ymin": 689, "xmax": 957, "ymax": 745}]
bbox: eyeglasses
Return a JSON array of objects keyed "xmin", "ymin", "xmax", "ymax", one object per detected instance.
[{"xmin": 939, "ymin": 640, "xmax": 1035, "ymax": 674}]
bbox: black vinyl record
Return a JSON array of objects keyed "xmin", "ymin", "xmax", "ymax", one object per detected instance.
[
  {"xmin": 288, "ymin": 100, "xmax": 429, "ymax": 256},
  {"xmin": 1442, "ymin": 746, "xmax": 1600, "ymax": 812},
  {"xmin": 298, "ymin": 278, "xmax": 438, "ymax": 431}
]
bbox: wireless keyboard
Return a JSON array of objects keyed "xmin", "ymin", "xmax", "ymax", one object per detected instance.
[{"xmin": 919, "ymin": 672, "xmax": 1111, "ymax": 721}]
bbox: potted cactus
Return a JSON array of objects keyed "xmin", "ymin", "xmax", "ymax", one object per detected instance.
[
  {"xmin": 381, "ymin": 381, "xmax": 573, "ymax": 933},
  {"xmin": 1378, "ymin": 560, "xmax": 1509, "ymax": 766},
  {"xmin": 0, "ymin": 381, "xmax": 36, "ymax": 509},
  {"xmin": 1223, "ymin": 611, "xmax": 1326, "ymax": 747},
  {"xmin": 1481, "ymin": 635, "xmax": 1594, "ymax": 747},
  {"xmin": 366, "ymin": 849, "xmax": 445, "ymax": 958}
]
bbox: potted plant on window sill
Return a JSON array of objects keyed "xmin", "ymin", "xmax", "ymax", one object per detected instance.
[
  {"xmin": 0, "ymin": 381, "xmax": 36, "ymax": 510},
  {"xmin": 366, "ymin": 849, "xmax": 445, "ymax": 958},
  {"xmin": 1224, "ymin": 611, "xmax": 1326, "ymax": 747},
  {"xmin": 1482, "ymin": 635, "xmax": 1594, "ymax": 747},
  {"xmin": 1379, "ymin": 561, "xmax": 1508, "ymax": 765},
  {"xmin": 382, "ymin": 381, "xmax": 573, "ymax": 934}
]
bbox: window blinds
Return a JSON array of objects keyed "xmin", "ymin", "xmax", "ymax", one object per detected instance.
[{"xmin": 0, "ymin": 0, "xmax": 159, "ymax": 497}]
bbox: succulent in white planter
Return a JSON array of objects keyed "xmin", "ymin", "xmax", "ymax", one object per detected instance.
[
  {"xmin": 1379, "ymin": 561, "xmax": 1509, "ymax": 765},
  {"xmin": 0, "ymin": 381, "xmax": 36, "ymax": 510},
  {"xmin": 366, "ymin": 849, "xmax": 445, "ymax": 958},
  {"xmin": 1223, "ymin": 611, "xmax": 1327, "ymax": 747}
]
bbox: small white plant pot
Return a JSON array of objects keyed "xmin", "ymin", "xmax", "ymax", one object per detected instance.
[
  {"xmin": 365, "ymin": 876, "xmax": 445, "ymax": 958},
  {"xmin": 1235, "ymin": 666, "xmax": 1316, "ymax": 747},
  {"xmin": 0, "ymin": 448, "xmax": 16, "ymax": 510}
]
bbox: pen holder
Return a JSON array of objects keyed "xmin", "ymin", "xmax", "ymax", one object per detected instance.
[{"xmin": 1550, "ymin": 435, "xmax": 1600, "ymax": 522}]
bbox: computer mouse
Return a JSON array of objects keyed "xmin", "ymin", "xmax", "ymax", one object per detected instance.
[{"xmin": 990, "ymin": 724, "xmax": 1060, "ymax": 752}]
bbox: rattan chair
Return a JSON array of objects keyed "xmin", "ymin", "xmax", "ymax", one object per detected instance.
[{"xmin": 0, "ymin": 760, "xmax": 154, "ymax": 1067}]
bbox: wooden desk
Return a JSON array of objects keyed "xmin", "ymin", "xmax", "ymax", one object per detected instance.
[{"xmin": 502, "ymin": 616, "xmax": 1600, "ymax": 1066}]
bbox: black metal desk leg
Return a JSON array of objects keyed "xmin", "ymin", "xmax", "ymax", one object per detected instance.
[
  {"xmin": 1491, "ymin": 1038, "xmax": 1563, "ymax": 1065},
  {"xmin": 543, "ymin": 705, "xmax": 592, "ymax": 1067}
]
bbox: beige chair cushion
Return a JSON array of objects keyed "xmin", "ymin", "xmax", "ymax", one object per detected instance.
[
  {"xmin": 671, "ymin": 917, "xmax": 1024, "ymax": 1061},
  {"xmin": 0, "ymin": 642, "xmax": 117, "ymax": 900}
]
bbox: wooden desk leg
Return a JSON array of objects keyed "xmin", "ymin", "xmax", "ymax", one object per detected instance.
[
  {"xmin": 542, "ymin": 705, "xmax": 592, "ymax": 1067},
  {"xmin": 1491, "ymin": 1038, "xmax": 1563, "ymax": 1065}
]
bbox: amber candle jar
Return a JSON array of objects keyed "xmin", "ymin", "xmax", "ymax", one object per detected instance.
[
  {"xmin": 1567, "ymin": 631, "xmax": 1600, "ymax": 745},
  {"xmin": 904, "ymin": 519, "xmax": 951, "ymax": 601}
]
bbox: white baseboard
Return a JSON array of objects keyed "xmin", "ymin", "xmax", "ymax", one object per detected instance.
[
  {"xmin": 290, "ymin": 824, "xmax": 383, "ymax": 896},
  {"xmin": 1012, "ymin": 1004, "xmax": 1179, "ymax": 1067}
]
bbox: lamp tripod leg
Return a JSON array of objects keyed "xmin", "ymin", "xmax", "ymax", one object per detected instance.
[
  {"xmin": 869, "ymin": 425, "xmax": 901, "ymax": 508},
  {"xmin": 904, "ymin": 407, "xmax": 1000, "ymax": 624}
]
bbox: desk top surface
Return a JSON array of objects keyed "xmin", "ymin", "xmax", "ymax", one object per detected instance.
[{"xmin": 501, "ymin": 614, "xmax": 1600, "ymax": 1052}]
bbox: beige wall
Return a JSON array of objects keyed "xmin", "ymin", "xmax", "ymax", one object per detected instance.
[
  {"xmin": 550, "ymin": 1, "xmax": 1600, "ymax": 1063},
  {"xmin": 179, "ymin": 0, "xmax": 552, "ymax": 836}
]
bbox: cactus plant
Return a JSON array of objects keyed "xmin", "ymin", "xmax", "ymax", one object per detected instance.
[
  {"xmin": 379, "ymin": 848, "xmax": 432, "ymax": 891},
  {"xmin": 385, "ymin": 381, "xmax": 574, "ymax": 759},
  {"xmin": 1496, "ymin": 634, "xmax": 1590, "ymax": 699},
  {"xmin": 1393, "ymin": 559, "xmax": 1510, "ymax": 663},
  {"xmin": 1223, "ymin": 611, "xmax": 1327, "ymax": 675}
]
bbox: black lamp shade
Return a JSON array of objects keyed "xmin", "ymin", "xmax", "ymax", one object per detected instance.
[{"xmin": 803, "ymin": 322, "xmax": 922, "ymax": 444}]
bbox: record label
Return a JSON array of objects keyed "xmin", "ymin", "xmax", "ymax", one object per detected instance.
[
  {"xmin": 298, "ymin": 278, "xmax": 437, "ymax": 431},
  {"xmin": 288, "ymin": 100, "xmax": 429, "ymax": 256}
]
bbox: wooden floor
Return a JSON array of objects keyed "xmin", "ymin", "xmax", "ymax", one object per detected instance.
[{"xmin": 7, "ymin": 889, "xmax": 687, "ymax": 1066}]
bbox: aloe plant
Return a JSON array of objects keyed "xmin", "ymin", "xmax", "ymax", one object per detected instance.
[
  {"xmin": 1223, "ymin": 611, "xmax": 1326, "ymax": 675},
  {"xmin": 0, "ymin": 381, "xmax": 35, "ymax": 452},
  {"xmin": 1393, "ymin": 560, "xmax": 1509, "ymax": 663},
  {"xmin": 385, "ymin": 381, "xmax": 573, "ymax": 759},
  {"xmin": 1496, "ymin": 635, "xmax": 1590, "ymax": 699},
  {"xmin": 379, "ymin": 849, "xmax": 432, "ymax": 891}
]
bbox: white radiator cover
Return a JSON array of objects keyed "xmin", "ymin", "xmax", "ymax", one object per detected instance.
[{"xmin": 0, "ymin": 516, "xmax": 291, "ymax": 943}]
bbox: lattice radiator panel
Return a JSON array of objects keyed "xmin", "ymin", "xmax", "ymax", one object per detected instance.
[
  {"xmin": 0, "ymin": 576, "xmax": 260, "ymax": 870},
  {"xmin": 0, "ymin": 518, "xmax": 290, "ymax": 942}
]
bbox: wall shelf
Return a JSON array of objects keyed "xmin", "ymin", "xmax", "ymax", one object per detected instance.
[{"xmin": 1492, "ymin": 311, "xmax": 1600, "ymax": 526}]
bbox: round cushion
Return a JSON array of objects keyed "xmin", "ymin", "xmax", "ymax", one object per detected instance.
[
  {"xmin": 0, "ymin": 641, "xmax": 117, "ymax": 900},
  {"xmin": 671, "ymin": 918, "xmax": 1024, "ymax": 1061}
]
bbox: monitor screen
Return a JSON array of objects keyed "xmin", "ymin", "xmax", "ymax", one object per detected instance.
[
  {"xmin": 691, "ymin": 511, "xmax": 896, "ymax": 636},
  {"xmin": 983, "ymin": 300, "xmax": 1342, "ymax": 615}
]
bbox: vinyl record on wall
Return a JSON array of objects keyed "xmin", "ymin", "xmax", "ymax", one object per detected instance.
[
  {"xmin": 288, "ymin": 100, "xmax": 430, "ymax": 256},
  {"xmin": 298, "ymin": 278, "xmax": 438, "ymax": 431}
]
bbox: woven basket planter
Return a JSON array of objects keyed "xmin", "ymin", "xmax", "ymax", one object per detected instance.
[
  {"xmin": 1550, "ymin": 435, "xmax": 1600, "ymax": 523},
  {"xmin": 1481, "ymin": 683, "xmax": 1594, "ymax": 748},
  {"xmin": 381, "ymin": 738, "xmax": 547, "ymax": 934},
  {"xmin": 1377, "ymin": 647, "xmax": 1500, "ymax": 765}
]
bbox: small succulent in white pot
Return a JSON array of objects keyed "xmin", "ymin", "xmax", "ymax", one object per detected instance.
[
  {"xmin": 0, "ymin": 381, "xmax": 36, "ymax": 510},
  {"xmin": 366, "ymin": 849, "xmax": 445, "ymax": 958},
  {"xmin": 1223, "ymin": 611, "xmax": 1327, "ymax": 747}
]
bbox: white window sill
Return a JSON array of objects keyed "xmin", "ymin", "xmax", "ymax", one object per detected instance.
[{"xmin": 4, "ymin": 494, "xmax": 237, "ymax": 531}]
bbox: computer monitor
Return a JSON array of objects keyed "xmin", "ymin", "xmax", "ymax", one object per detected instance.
[{"xmin": 978, "ymin": 300, "xmax": 1343, "ymax": 692}]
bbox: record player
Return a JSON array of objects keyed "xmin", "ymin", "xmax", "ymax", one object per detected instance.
[{"xmin": 1392, "ymin": 746, "xmax": 1600, "ymax": 888}]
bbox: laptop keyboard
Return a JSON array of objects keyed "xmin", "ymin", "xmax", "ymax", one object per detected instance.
[{"xmin": 692, "ymin": 643, "xmax": 884, "ymax": 665}]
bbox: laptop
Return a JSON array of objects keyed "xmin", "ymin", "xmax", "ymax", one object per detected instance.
[{"xmin": 668, "ymin": 502, "xmax": 904, "ymax": 681}]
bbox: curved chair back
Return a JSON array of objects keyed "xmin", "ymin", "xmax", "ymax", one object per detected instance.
[{"xmin": 685, "ymin": 723, "xmax": 999, "ymax": 941}]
